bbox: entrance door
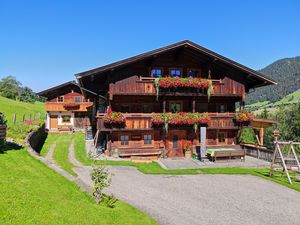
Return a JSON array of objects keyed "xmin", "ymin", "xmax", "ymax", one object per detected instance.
[
  {"xmin": 167, "ymin": 130, "xmax": 185, "ymax": 157},
  {"xmin": 50, "ymin": 115, "xmax": 58, "ymax": 129}
]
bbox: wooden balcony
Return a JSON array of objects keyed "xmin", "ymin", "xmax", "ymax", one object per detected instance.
[
  {"xmin": 109, "ymin": 76, "xmax": 245, "ymax": 100},
  {"xmin": 208, "ymin": 112, "xmax": 237, "ymax": 129},
  {"xmin": 97, "ymin": 112, "xmax": 237, "ymax": 131},
  {"xmin": 45, "ymin": 102, "xmax": 93, "ymax": 112}
]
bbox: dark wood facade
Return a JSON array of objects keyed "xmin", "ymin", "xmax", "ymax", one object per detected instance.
[{"xmin": 74, "ymin": 40, "xmax": 276, "ymax": 158}]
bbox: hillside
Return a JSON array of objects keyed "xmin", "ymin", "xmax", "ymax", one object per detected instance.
[
  {"xmin": 246, "ymin": 88, "xmax": 300, "ymax": 113},
  {"xmin": 246, "ymin": 56, "xmax": 300, "ymax": 104},
  {"xmin": 0, "ymin": 96, "xmax": 45, "ymax": 127}
]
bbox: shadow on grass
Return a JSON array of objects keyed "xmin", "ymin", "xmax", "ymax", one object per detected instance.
[{"xmin": 0, "ymin": 141, "xmax": 22, "ymax": 154}]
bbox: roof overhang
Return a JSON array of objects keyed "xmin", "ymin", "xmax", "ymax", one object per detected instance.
[{"xmin": 75, "ymin": 40, "xmax": 277, "ymax": 90}]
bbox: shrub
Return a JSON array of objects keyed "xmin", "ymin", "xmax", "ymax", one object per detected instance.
[
  {"xmin": 238, "ymin": 128, "xmax": 257, "ymax": 145},
  {"xmin": 91, "ymin": 165, "xmax": 112, "ymax": 204},
  {"xmin": 0, "ymin": 112, "xmax": 7, "ymax": 125}
]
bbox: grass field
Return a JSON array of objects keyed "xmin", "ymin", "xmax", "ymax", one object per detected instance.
[
  {"xmin": 0, "ymin": 146, "xmax": 157, "ymax": 225},
  {"xmin": 0, "ymin": 96, "xmax": 46, "ymax": 142},
  {"xmin": 0, "ymin": 96, "xmax": 45, "ymax": 127}
]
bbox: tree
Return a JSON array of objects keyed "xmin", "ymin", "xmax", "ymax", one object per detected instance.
[
  {"xmin": 0, "ymin": 76, "xmax": 22, "ymax": 99},
  {"xmin": 18, "ymin": 86, "xmax": 37, "ymax": 103}
]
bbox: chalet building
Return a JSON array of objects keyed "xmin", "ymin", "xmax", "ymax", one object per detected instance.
[
  {"xmin": 74, "ymin": 40, "xmax": 277, "ymax": 158},
  {"xmin": 38, "ymin": 81, "xmax": 95, "ymax": 132}
]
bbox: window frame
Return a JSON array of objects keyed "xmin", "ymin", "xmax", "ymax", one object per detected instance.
[
  {"xmin": 219, "ymin": 104, "xmax": 226, "ymax": 113},
  {"xmin": 169, "ymin": 68, "xmax": 182, "ymax": 77},
  {"xmin": 120, "ymin": 135, "xmax": 129, "ymax": 146},
  {"xmin": 150, "ymin": 67, "xmax": 163, "ymax": 78},
  {"xmin": 57, "ymin": 96, "xmax": 64, "ymax": 103},
  {"xmin": 218, "ymin": 131, "xmax": 227, "ymax": 144},
  {"xmin": 187, "ymin": 68, "xmax": 201, "ymax": 78},
  {"xmin": 74, "ymin": 96, "xmax": 81, "ymax": 103},
  {"xmin": 143, "ymin": 134, "xmax": 152, "ymax": 145},
  {"xmin": 61, "ymin": 115, "xmax": 71, "ymax": 123},
  {"xmin": 172, "ymin": 135, "xmax": 179, "ymax": 149},
  {"xmin": 169, "ymin": 101, "xmax": 183, "ymax": 113}
]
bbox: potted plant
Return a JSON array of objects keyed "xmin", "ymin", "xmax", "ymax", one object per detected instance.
[{"xmin": 182, "ymin": 140, "xmax": 193, "ymax": 158}]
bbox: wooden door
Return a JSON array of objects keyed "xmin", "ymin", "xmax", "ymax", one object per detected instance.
[
  {"xmin": 50, "ymin": 115, "xmax": 58, "ymax": 129},
  {"xmin": 167, "ymin": 130, "xmax": 185, "ymax": 157}
]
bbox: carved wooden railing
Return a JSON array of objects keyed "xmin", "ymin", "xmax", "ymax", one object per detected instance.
[
  {"xmin": 97, "ymin": 112, "xmax": 237, "ymax": 130},
  {"xmin": 208, "ymin": 112, "xmax": 236, "ymax": 128},
  {"xmin": 45, "ymin": 102, "xmax": 93, "ymax": 111},
  {"xmin": 109, "ymin": 76, "xmax": 245, "ymax": 99}
]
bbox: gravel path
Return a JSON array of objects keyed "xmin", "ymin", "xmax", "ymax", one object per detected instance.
[
  {"xmin": 106, "ymin": 166, "xmax": 300, "ymax": 225},
  {"xmin": 45, "ymin": 143, "xmax": 56, "ymax": 162},
  {"xmin": 68, "ymin": 141, "xmax": 93, "ymax": 191},
  {"xmin": 63, "ymin": 144, "xmax": 300, "ymax": 225}
]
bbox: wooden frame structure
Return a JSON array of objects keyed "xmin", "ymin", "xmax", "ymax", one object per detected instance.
[{"xmin": 270, "ymin": 141, "xmax": 300, "ymax": 184}]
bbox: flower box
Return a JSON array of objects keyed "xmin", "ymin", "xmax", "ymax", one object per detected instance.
[
  {"xmin": 154, "ymin": 76, "xmax": 213, "ymax": 99},
  {"xmin": 152, "ymin": 112, "xmax": 209, "ymax": 132},
  {"xmin": 103, "ymin": 112, "xmax": 126, "ymax": 128},
  {"xmin": 234, "ymin": 111, "xmax": 254, "ymax": 125}
]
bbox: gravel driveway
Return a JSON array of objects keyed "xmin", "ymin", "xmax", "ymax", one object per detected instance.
[{"xmin": 106, "ymin": 166, "xmax": 300, "ymax": 225}]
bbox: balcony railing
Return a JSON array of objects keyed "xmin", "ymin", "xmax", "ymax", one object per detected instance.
[
  {"xmin": 45, "ymin": 102, "xmax": 93, "ymax": 112},
  {"xmin": 97, "ymin": 112, "xmax": 237, "ymax": 130},
  {"xmin": 109, "ymin": 76, "xmax": 245, "ymax": 99}
]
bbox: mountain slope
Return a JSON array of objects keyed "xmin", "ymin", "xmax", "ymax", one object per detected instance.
[{"xmin": 246, "ymin": 56, "xmax": 300, "ymax": 104}]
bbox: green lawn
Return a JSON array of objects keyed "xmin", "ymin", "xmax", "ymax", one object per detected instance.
[
  {"xmin": 52, "ymin": 134, "xmax": 77, "ymax": 176},
  {"xmin": 40, "ymin": 133, "xmax": 60, "ymax": 156},
  {"xmin": 0, "ymin": 96, "xmax": 46, "ymax": 142},
  {"xmin": 0, "ymin": 96, "xmax": 45, "ymax": 127},
  {"xmin": 0, "ymin": 147, "xmax": 158, "ymax": 225}
]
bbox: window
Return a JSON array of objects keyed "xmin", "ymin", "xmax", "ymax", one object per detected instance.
[
  {"xmin": 170, "ymin": 102, "xmax": 182, "ymax": 113},
  {"xmin": 187, "ymin": 69, "xmax": 201, "ymax": 78},
  {"xmin": 57, "ymin": 96, "xmax": 64, "ymax": 102},
  {"xmin": 172, "ymin": 135, "xmax": 179, "ymax": 149},
  {"xmin": 170, "ymin": 69, "xmax": 182, "ymax": 77},
  {"xmin": 144, "ymin": 134, "xmax": 152, "ymax": 145},
  {"xmin": 62, "ymin": 115, "xmax": 71, "ymax": 123},
  {"xmin": 219, "ymin": 104, "xmax": 226, "ymax": 113},
  {"xmin": 120, "ymin": 135, "xmax": 129, "ymax": 145},
  {"xmin": 151, "ymin": 68, "xmax": 162, "ymax": 78},
  {"xmin": 218, "ymin": 132, "xmax": 226, "ymax": 144},
  {"xmin": 74, "ymin": 96, "xmax": 81, "ymax": 103}
]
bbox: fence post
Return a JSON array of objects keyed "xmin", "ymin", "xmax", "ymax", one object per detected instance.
[{"xmin": 13, "ymin": 113, "xmax": 16, "ymax": 124}]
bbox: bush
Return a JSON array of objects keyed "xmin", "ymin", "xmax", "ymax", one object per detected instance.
[
  {"xmin": 238, "ymin": 128, "xmax": 258, "ymax": 145},
  {"xmin": 91, "ymin": 165, "xmax": 112, "ymax": 204},
  {"xmin": 0, "ymin": 112, "xmax": 7, "ymax": 125}
]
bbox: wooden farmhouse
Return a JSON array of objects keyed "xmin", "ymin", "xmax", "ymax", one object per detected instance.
[
  {"xmin": 40, "ymin": 40, "xmax": 277, "ymax": 158},
  {"xmin": 38, "ymin": 81, "xmax": 95, "ymax": 132}
]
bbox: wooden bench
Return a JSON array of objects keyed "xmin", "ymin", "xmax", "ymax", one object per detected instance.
[{"xmin": 213, "ymin": 150, "xmax": 246, "ymax": 162}]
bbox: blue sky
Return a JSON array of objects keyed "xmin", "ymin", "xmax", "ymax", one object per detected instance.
[{"xmin": 1, "ymin": 0, "xmax": 300, "ymax": 92}]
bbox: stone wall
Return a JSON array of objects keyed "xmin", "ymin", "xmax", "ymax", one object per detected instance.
[
  {"xmin": 0, "ymin": 125, "xmax": 6, "ymax": 140},
  {"xmin": 26, "ymin": 124, "xmax": 47, "ymax": 153}
]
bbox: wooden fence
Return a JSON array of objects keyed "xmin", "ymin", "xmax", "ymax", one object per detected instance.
[
  {"xmin": 10, "ymin": 112, "xmax": 44, "ymax": 124},
  {"xmin": 240, "ymin": 143, "xmax": 274, "ymax": 162}
]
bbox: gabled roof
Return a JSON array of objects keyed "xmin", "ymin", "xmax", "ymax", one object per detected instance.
[
  {"xmin": 75, "ymin": 40, "xmax": 277, "ymax": 86},
  {"xmin": 37, "ymin": 80, "xmax": 97, "ymax": 99}
]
